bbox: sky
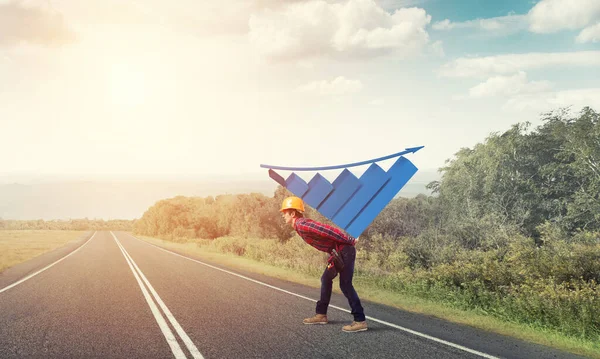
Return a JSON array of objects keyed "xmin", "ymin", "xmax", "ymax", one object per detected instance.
[{"xmin": 1, "ymin": 0, "xmax": 599, "ymax": 181}]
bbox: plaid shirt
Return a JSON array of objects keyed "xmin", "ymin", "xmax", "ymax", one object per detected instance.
[{"xmin": 294, "ymin": 218, "xmax": 356, "ymax": 253}]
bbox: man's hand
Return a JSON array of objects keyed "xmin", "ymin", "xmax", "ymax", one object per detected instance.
[{"xmin": 327, "ymin": 254, "xmax": 335, "ymax": 270}]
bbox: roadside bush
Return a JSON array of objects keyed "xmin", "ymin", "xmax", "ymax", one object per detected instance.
[{"xmin": 199, "ymin": 235, "xmax": 325, "ymax": 276}]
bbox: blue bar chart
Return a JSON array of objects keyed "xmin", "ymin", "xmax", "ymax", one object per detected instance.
[{"xmin": 261, "ymin": 147, "xmax": 423, "ymax": 238}]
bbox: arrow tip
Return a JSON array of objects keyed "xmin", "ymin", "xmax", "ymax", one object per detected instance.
[{"xmin": 405, "ymin": 145, "xmax": 424, "ymax": 153}]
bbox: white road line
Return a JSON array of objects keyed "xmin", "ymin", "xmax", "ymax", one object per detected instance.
[
  {"xmin": 113, "ymin": 234, "xmax": 187, "ymax": 359},
  {"xmin": 112, "ymin": 232, "xmax": 204, "ymax": 359},
  {"xmin": 0, "ymin": 231, "xmax": 97, "ymax": 295},
  {"xmin": 128, "ymin": 233, "xmax": 499, "ymax": 359}
]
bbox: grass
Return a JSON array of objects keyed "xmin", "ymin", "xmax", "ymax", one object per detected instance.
[
  {"xmin": 0, "ymin": 230, "xmax": 88, "ymax": 273},
  {"xmin": 135, "ymin": 234, "xmax": 600, "ymax": 359}
]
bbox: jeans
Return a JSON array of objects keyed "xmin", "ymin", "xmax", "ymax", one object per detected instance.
[{"xmin": 316, "ymin": 245, "xmax": 366, "ymax": 322}]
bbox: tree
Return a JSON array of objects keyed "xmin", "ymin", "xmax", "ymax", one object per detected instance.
[
  {"xmin": 543, "ymin": 107, "xmax": 600, "ymax": 232},
  {"xmin": 432, "ymin": 107, "xmax": 600, "ymax": 242}
]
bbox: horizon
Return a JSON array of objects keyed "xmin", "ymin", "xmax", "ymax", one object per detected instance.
[
  {"xmin": 0, "ymin": 165, "xmax": 441, "ymax": 183},
  {"xmin": 0, "ymin": 180, "xmax": 435, "ymax": 221}
]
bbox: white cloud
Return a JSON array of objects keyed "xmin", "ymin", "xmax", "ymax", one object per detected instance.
[
  {"xmin": 52, "ymin": 0, "xmax": 309, "ymax": 37},
  {"xmin": 249, "ymin": 0, "xmax": 431, "ymax": 61},
  {"xmin": 432, "ymin": 19, "xmax": 451, "ymax": 30},
  {"xmin": 576, "ymin": 22, "xmax": 600, "ymax": 43},
  {"xmin": 297, "ymin": 76, "xmax": 363, "ymax": 95},
  {"xmin": 376, "ymin": 0, "xmax": 426, "ymax": 11},
  {"xmin": 432, "ymin": 14, "xmax": 528, "ymax": 35},
  {"xmin": 528, "ymin": 0, "xmax": 600, "ymax": 33},
  {"xmin": 429, "ymin": 40, "xmax": 444, "ymax": 57},
  {"xmin": 0, "ymin": 1, "xmax": 75, "ymax": 46},
  {"xmin": 504, "ymin": 88, "xmax": 600, "ymax": 112},
  {"xmin": 439, "ymin": 51, "xmax": 600, "ymax": 78},
  {"xmin": 468, "ymin": 72, "xmax": 553, "ymax": 98}
]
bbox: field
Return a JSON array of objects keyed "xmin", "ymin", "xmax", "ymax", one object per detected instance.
[{"xmin": 0, "ymin": 230, "xmax": 87, "ymax": 273}]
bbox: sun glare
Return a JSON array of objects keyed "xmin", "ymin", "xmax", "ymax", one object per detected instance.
[{"xmin": 107, "ymin": 62, "xmax": 148, "ymax": 107}]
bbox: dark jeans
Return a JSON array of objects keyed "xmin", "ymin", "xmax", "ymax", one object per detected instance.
[{"xmin": 316, "ymin": 245, "xmax": 366, "ymax": 322}]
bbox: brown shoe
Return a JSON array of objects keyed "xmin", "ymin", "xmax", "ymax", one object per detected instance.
[
  {"xmin": 342, "ymin": 321, "xmax": 368, "ymax": 332},
  {"xmin": 303, "ymin": 314, "xmax": 328, "ymax": 325}
]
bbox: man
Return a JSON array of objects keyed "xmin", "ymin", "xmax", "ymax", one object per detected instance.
[{"xmin": 280, "ymin": 196, "xmax": 367, "ymax": 332}]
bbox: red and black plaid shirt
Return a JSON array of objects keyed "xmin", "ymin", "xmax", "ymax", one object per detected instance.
[{"xmin": 294, "ymin": 218, "xmax": 356, "ymax": 253}]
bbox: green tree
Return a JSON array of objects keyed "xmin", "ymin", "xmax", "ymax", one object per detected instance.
[{"xmin": 431, "ymin": 107, "xmax": 600, "ymax": 242}]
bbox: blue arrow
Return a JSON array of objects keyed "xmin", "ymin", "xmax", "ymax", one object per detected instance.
[{"xmin": 260, "ymin": 146, "xmax": 424, "ymax": 171}]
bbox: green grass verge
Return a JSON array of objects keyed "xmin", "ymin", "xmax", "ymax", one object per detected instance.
[{"xmin": 135, "ymin": 234, "xmax": 599, "ymax": 359}]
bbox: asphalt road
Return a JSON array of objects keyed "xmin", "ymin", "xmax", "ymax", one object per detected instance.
[{"xmin": 0, "ymin": 231, "xmax": 590, "ymax": 359}]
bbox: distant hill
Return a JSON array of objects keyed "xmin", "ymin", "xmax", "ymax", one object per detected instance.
[{"xmin": 0, "ymin": 170, "xmax": 439, "ymax": 220}]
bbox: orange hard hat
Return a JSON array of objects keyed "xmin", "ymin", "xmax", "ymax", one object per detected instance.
[{"xmin": 280, "ymin": 196, "xmax": 305, "ymax": 213}]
